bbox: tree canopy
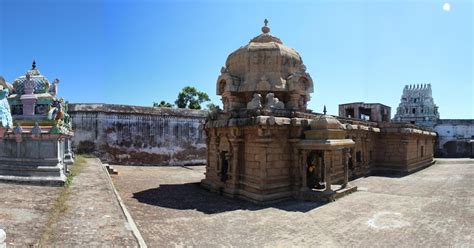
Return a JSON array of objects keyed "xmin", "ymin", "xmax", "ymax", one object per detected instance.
[
  {"xmin": 153, "ymin": 101, "xmax": 174, "ymax": 108},
  {"xmin": 175, "ymin": 86, "xmax": 210, "ymax": 110}
]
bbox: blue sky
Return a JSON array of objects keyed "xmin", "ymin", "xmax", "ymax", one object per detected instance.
[{"xmin": 0, "ymin": 0, "xmax": 472, "ymax": 119}]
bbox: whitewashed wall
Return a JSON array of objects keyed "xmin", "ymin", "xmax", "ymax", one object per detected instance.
[
  {"xmin": 434, "ymin": 119, "xmax": 474, "ymax": 157},
  {"xmin": 69, "ymin": 104, "xmax": 207, "ymax": 165}
]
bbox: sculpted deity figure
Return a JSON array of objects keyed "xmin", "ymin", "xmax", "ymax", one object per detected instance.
[
  {"xmin": 49, "ymin": 78, "xmax": 59, "ymax": 96},
  {"xmin": 246, "ymin": 93, "xmax": 262, "ymax": 110},
  {"xmin": 48, "ymin": 99, "xmax": 65, "ymax": 122},
  {"xmin": 265, "ymin": 93, "xmax": 284, "ymax": 109},
  {"xmin": 0, "ymin": 77, "xmax": 13, "ymax": 128},
  {"xmin": 24, "ymin": 74, "xmax": 35, "ymax": 95}
]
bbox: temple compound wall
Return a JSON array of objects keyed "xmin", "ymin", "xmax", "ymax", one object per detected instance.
[{"xmin": 68, "ymin": 103, "xmax": 207, "ymax": 165}]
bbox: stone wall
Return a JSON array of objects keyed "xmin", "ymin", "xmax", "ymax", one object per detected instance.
[
  {"xmin": 68, "ymin": 104, "xmax": 207, "ymax": 165},
  {"xmin": 434, "ymin": 119, "xmax": 474, "ymax": 157},
  {"xmin": 203, "ymin": 113, "xmax": 436, "ymax": 203}
]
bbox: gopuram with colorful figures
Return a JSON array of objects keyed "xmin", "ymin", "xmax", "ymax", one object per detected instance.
[{"xmin": 0, "ymin": 61, "xmax": 74, "ymax": 185}]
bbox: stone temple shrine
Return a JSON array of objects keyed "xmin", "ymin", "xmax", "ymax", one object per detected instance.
[
  {"xmin": 0, "ymin": 62, "xmax": 73, "ymax": 185},
  {"xmin": 202, "ymin": 20, "xmax": 437, "ymax": 204}
]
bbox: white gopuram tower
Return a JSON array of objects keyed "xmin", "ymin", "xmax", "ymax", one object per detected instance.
[{"xmin": 393, "ymin": 84, "xmax": 439, "ymax": 127}]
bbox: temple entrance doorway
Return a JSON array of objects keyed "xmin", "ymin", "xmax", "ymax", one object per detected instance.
[
  {"xmin": 306, "ymin": 151, "xmax": 325, "ymax": 190},
  {"xmin": 220, "ymin": 151, "xmax": 229, "ymax": 182}
]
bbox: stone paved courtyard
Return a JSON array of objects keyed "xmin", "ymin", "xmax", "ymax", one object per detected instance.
[
  {"xmin": 0, "ymin": 158, "xmax": 137, "ymax": 247},
  {"xmin": 113, "ymin": 159, "xmax": 473, "ymax": 247},
  {"xmin": 0, "ymin": 182, "xmax": 61, "ymax": 246},
  {"xmin": 0, "ymin": 159, "xmax": 472, "ymax": 247}
]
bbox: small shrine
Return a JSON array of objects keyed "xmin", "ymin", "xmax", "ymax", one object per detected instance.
[
  {"xmin": 0, "ymin": 61, "xmax": 74, "ymax": 185},
  {"xmin": 202, "ymin": 20, "xmax": 436, "ymax": 204},
  {"xmin": 202, "ymin": 20, "xmax": 353, "ymax": 203}
]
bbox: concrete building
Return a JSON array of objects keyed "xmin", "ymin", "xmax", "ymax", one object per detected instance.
[
  {"xmin": 202, "ymin": 21, "xmax": 436, "ymax": 204},
  {"xmin": 339, "ymin": 102, "xmax": 391, "ymax": 122}
]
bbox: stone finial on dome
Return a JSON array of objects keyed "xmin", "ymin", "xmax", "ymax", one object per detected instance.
[
  {"xmin": 262, "ymin": 19, "xmax": 270, "ymax": 34},
  {"xmin": 32, "ymin": 60, "xmax": 36, "ymax": 70},
  {"xmin": 323, "ymin": 105, "xmax": 327, "ymax": 115}
]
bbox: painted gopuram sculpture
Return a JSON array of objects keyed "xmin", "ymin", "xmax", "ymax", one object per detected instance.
[
  {"xmin": 203, "ymin": 20, "xmax": 437, "ymax": 204},
  {"xmin": 0, "ymin": 61, "xmax": 73, "ymax": 185}
]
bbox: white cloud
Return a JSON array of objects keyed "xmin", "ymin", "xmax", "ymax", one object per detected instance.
[{"xmin": 443, "ymin": 3, "xmax": 451, "ymax": 12}]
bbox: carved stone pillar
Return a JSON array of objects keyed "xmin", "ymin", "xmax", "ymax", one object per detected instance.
[
  {"xmin": 229, "ymin": 138, "xmax": 243, "ymax": 189},
  {"xmin": 287, "ymin": 93, "xmax": 301, "ymax": 111},
  {"xmin": 342, "ymin": 148, "xmax": 350, "ymax": 188},
  {"xmin": 324, "ymin": 150, "xmax": 332, "ymax": 193},
  {"xmin": 255, "ymin": 137, "xmax": 271, "ymax": 187},
  {"xmin": 300, "ymin": 150, "xmax": 309, "ymax": 191}
]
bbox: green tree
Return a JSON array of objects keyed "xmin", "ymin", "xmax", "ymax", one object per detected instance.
[
  {"xmin": 153, "ymin": 101, "xmax": 174, "ymax": 108},
  {"xmin": 175, "ymin": 86, "xmax": 210, "ymax": 110},
  {"xmin": 206, "ymin": 102, "xmax": 219, "ymax": 110}
]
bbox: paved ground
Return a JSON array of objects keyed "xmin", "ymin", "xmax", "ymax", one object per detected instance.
[
  {"xmin": 0, "ymin": 183, "xmax": 61, "ymax": 246},
  {"xmin": 48, "ymin": 158, "xmax": 137, "ymax": 246},
  {"xmin": 113, "ymin": 159, "xmax": 474, "ymax": 247},
  {"xmin": 0, "ymin": 158, "xmax": 138, "ymax": 247}
]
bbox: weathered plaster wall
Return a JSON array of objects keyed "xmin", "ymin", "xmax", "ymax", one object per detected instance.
[
  {"xmin": 434, "ymin": 119, "xmax": 474, "ymax": 157},
  {"xmin": 68, "ymin": 104, "xmax": 207, "ymax": 165}
]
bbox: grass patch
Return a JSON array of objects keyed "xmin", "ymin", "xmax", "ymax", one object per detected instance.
[
  {"xmin": 78, "ymin": 153, "xmax": 97, "ymax": 159},
  {"xmin": 38, "ymin": 155, "xmax": 87, "ymax": 247}
]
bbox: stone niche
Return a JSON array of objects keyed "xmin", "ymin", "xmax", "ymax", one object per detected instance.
[{"xmin": 202, "ymin": 21, "xmax": 437, "ymax": 204}]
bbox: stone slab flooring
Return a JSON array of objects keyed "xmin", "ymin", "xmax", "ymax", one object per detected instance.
[
  {"xmin": 0, "ymin": 182, "xmax": 61, "ymax": 246},
  {"xmin": 0, "ymin": 158, "xmax": 137, "ymax": 247},
  {"xmin": 47, "ymin": 158, "xmax": 137, "ymax": 246},
  {"xmin": 112, "ymin": 159, "xmax": 473, "ymax": 247}
]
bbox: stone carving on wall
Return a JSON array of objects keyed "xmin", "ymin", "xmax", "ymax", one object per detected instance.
[
  {"xmin": 247, "ymin": 93, "xmax": 262, "ymax": 110},
  {"xmin": 216, "ymin": 67, "xmax": 240, "ymax": 95},
  {"xmin": 256, "ymin": 75, "xmax": 271, "ymax": 91},
  {"xmin": 287, "ymin": 64, "xmax": 313, "ymax": 94},
  {"xmin": 265, "ymin": 93, "xmax": 284, "ymax": 109}
]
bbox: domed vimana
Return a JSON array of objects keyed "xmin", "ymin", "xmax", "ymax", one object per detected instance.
[
  {"xmin": 217, "ymin": 19, "xmax": 313, "ymax": 113},
  {"xmin": 203, "ymin": 20, "xmax": 437, "ymax": 204}
]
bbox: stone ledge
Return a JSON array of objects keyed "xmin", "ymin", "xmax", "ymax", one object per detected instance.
[
  {"xmin": 0, "ymin": 174, "xmax": 66, "ymax": 186},
  {"xmin": 69, "ymin": 103, "xmax": 207, "ymax": 118},
  {"xmin": 295, "ymin": 185, "xmax": 357, "ymax": 203}
]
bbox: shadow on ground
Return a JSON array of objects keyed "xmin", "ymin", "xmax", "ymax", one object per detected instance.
[{"xmin": 132, "ymin": 183, "xmax": 325, "ymax": 214}]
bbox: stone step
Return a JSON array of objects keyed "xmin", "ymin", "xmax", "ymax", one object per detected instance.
[
  {"xmin": 0, "ymin": 174, "xmax": 66, "ymax": 186},
  {"xmin": 103, "ymin": 163, "xmax": 119, "ymax": 175},
  {"xmin": 0, "ymin": 164, "xmax": 65, "ymax": 178}
]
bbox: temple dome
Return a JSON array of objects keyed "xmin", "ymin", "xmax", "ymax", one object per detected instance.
[
  {"xmin": 310, "ymin": 114, "xmax": 345, "ymax": 130},
  {"xmin": 12, "ymin": 61, "xmax": 51, "ymax": 95},
  {"xmin": 216, "ymin": 20, "xmax": 314, "ymax": 112},
  {"xmin": 218, "ymin": 21, "xmax": 312, "ymax": 94}
]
